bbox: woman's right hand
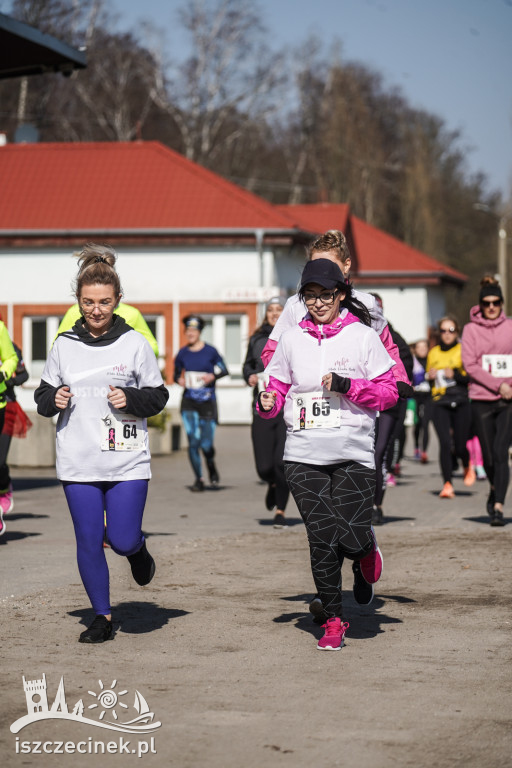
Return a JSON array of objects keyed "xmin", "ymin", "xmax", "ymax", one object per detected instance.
[
  {"xmin": 248, "ymin": 374, "xmax": 258, "ymax": 387},
  {"xmin": 55, "ymin": 385, "xmax": 74, "ymax": 410},
  {"xmin": 427, "ymin": 368, "xmax": 437, "ymax": 381},
  {"xmin": 259, "ymin": 391, "xmax": 277, "ymax": 411}
]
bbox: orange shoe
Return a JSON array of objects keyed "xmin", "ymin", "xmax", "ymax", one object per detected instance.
[
  {"xmin": 439, "ymin": 481, "xmax": 455, "ymax": 499},
  {"xmin": 463, "ymin": 465, "xmax": 476, "ymax": 486}
]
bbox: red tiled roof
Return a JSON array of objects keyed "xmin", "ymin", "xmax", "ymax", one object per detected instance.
[
  {"xmin": 275, "ymin": 203, "xmax": 350, "ymax": 234},
  {"xmin": 350, "ymin": 215, "xmax": 466, "ymax": 282},
  {"xmin": 0, "ymin": 141, "xmax": 297, "ymax": 230},
  {"xmin": 277, "ymin": 203, "xmax": 466, "ymax": 284}
]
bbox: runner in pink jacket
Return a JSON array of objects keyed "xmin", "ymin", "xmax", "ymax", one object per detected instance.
[
  {"xmin": 258, "ymin": 257, "xmax": 398, "ymax": 652},
  {"xmin": 461, "ymin": 277, "xmax": 512, "ymax": 526}
]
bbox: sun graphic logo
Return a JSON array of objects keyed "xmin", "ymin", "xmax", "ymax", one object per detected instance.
[
  {"xmin": 87, "ymin": 680, "xmax": 129, "ymax": 721},
  {"xmin": 10, "ymin": 674, "xmax": 161, "ymax": 735}
]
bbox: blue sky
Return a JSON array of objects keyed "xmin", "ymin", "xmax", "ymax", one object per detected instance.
[
  {"xmin": 107, "ymin": 0, "xmax": 511, "ymax": 202},
  {"xmin": 4, "ymin": 0, "xmax": 510, "ymax": 200}
]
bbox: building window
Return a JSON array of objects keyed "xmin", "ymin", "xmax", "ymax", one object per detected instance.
[
  {"xmin": 200, "ymin": 314, "xmax": 248, "ymax": 379},
  {"xmin": 23, "ymin": 316, "xmax": 61, "ymax": 381},
  {"xmin": 142, "ymin": 314, "xmax": 165, "ymax": 366}
]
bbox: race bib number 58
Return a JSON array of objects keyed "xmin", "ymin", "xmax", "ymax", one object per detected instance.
[
  {"xmin": 482, "ymin": 355, "xmax": 512, "ymax": 377},
  {"xmin": 292, "ymin": 392, "xmax": 341, "ymax": 431}
]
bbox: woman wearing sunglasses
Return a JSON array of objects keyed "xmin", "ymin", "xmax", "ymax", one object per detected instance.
[
  {"xmin": 461, "ymin": 277, "xmax": 512, "ymax": 526},
  {"xmin": 426, "ymin": 316, "xmax": 473, "ymax": 499},
  {"xmin": 258, "ymin": 258, "xmax": 398, "ymax": 651}
]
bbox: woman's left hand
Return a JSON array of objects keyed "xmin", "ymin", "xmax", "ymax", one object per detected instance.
[
  {"xmin": 499, "ymin": 382, "xmax": 512, "ymax": 400},
  {"xmin": 201, "ymin": 373, "xmax": 215, "ymax": 385},
  {"xmin": 444, "ymin": 368, "xmax": 454, "ymax": 379},
  {"xmin": 107, "ymin": 385, "xmax": 127, "ymax": 410},
  {"xmin": 321, "ymin": 374, "xmax": 332, "ymax": 390}
]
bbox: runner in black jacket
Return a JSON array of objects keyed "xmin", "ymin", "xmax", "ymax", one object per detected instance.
[{"xmin": 243, "ymin": 298, "xmax": 289, "ymax": 527}]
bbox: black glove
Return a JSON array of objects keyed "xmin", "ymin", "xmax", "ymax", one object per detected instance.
[
  {"xmin": 397, "ymin": 381, "xmax": 414, "ymax": 399},
  {"xmin": 329, "ymin": 373, "xmax": 351, "ymax": 394},
  {"xmin": 0, "ymin": 371, "xmax": 5, "ymax": 383}
]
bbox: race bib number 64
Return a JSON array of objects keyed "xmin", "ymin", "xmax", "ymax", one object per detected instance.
[
  {"xmin": 292, "ymin": 391, "xmax": 341, "ymax": 431},
  {"xmin": 100, "ymin": 413, "xmax": 145, "ymax": 451}
]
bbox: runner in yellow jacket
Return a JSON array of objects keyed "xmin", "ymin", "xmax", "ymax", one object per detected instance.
[
  {"xmin": 0, "ymin": 322, "xmax": 19, "ymax": 410},
  {"xmin": 56, "ymin": 302, "xmax": 159, "ymax": 356},
  {"xmin": 0, "ymin": 321, "xmax": 19, "ymax": 535}
]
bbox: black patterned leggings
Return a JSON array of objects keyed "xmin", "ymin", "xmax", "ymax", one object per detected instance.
[{"xmin": 285, "ymin": 460, "xmax": 376, "ymax": 619}]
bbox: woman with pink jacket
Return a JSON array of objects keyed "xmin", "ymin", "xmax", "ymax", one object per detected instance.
[
  {"xmin": 461, "ymin": 277, "xmax": 512, "ymax": 526},
  {"xmin": 258, "ymin": 258, "xmax": 398, "ymax": 651}
]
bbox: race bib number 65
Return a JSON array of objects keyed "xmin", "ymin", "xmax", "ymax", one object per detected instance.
[{"xmin": 292, "ymin": 391, "xmax": 341, "ymax": 431}]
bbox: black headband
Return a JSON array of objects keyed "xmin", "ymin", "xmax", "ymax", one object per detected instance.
[{"xmin": 479, "ymin": 284, "xmax": 503, "ymax": 303}]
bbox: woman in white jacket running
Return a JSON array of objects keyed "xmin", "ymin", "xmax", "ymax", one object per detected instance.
[{"xmin": 258, "ymin": 258, "xmax": 398, "ymax": 651}]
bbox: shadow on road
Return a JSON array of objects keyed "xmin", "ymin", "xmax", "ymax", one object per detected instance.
[
  {"xmin": 13, "ymin": 478, "xmax": 61, "ymax": 490},
  {"xmin": 274, "ymin": 592, "xmax": 413, "ymax": 639},
  {"xmin": 69, "ymin": 601, "xmax": 190, "ymax": 634},
  {"xmin": 0, "ymin": 530, "xmax": 42, "ymax": 544},
  {"xmin": 256, "ymin": 517, "xmax": 303, "ymax": 527}
]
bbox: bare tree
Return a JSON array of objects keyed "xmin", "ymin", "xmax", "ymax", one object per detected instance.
[{"xmin": 152, "ymin": 0, "xmax": 286, "ymax": 166}]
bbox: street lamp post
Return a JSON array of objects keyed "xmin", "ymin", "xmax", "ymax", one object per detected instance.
[
  {"xmin": 473, "ymin": 204, "xmax": 509, "ymax": 314},
  {"xmin": 498, "ymin": 217, "xmax": 507, "ymax": 311}
]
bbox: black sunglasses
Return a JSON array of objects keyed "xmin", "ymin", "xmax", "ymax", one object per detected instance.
[
  {"xmin": 481, "ymin": 299, "xmax": 502, "ymax": 308},
  {"xmin": 440, "ymin": 326, "xmax": 456, "ymax": 333}
]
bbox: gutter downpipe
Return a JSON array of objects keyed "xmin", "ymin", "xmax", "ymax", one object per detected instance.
[{"xmin": 255, "ymin": 228, "xmax": 265, "ymax": 326}]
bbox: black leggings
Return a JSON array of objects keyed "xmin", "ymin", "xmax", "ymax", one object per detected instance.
[
  {"xmin": 251, "ymin": 413, "xmax": 289, "ymax": 510},
  {"xmin": 414, "ymin": 394, "xmax": 431, "ymax": 453},
  {"xmin": 285, "ymin": 460, "xmax": 375, "ymax": 619},
  {"xmin": 431, "ymin": 401, "xmax": 471, "ymax": 483},
  {"xmin": 374, "ymin": 410, "xmax": 397, "ymax": 506},
  {"xmin": 471, "ymin": 400, "xmax": 512, "ymax": 504},
  {"xmin": 0, "ymin": 409, "xmax": 7, "ymax": 491}
]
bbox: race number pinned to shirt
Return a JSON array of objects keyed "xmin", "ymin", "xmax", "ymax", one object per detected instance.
[
  {"xmin": 185, "ymin": 371, "xmax": 208, "ymax": 389},
  {"xmin": 100, "ymin": 413, "xmax": 145, "ymax": 451},
  {"xmin": 435, "ymin": 370, "xmax": 456, "ymax": 390},
  {"xmin": 292, "ymin": 392, "xmax": 341, "ymax": 431},
  {"xmin": 482, "ymin": 355, "xmax": 512, "ymax": 378}
]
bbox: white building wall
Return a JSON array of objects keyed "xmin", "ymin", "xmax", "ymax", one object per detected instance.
[
  {"xmin": 0, "ymin": 246, "xmax": 269, "ymax": 305},
  {"xmin": 357, "ymin": 285, "xmax": 445, "ymax": 343}
]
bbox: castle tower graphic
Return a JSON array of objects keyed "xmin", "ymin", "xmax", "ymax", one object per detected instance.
[{"xmin": 23, "ymin": 674, "xmax": 48, "ymax": 714}]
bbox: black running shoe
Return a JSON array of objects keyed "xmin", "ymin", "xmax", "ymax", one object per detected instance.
[
  {"xmin": 372, "ymin": 505, "xmax": 384, "ymax": 526},
  {"xmin": 265, "ymin": 484, "xmax": 276, "ymax": 511},
  {"xmin": 127, "ymin": 541, "xmax": 156, "ymax": 586},
  {"xmin": 191, "ymin": 479, "xmax": 205, "ymax": 492},
  {"xmin": 273, "ymin": 512, "xmax": 287, "ymax": 528},
  {"xmin": 206, "ymin": 460, "xmax": 219, "ymax": 486},
  {"xmin": 490, "ymin": 510, "xmax": 505, "ymax": 527},
  {"xmin": 352, "ymin": 560, "xmax": 374, "ymax": 605},
  {"xmin": 309, "ymin": 596, "xmax": 328, "ymax": 625},
  {"xmin": 79, "ymin": 615, "xmax": 114, "ymax": 644}
]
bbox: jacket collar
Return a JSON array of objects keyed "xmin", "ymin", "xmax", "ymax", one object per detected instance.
[{"xmin": 298, "ymin": 308, "xmax": 360, "ymax": 342}]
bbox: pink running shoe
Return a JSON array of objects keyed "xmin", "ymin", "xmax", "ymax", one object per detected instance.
[
  {"xmin": 317, "ymin": 617, "xmax": 349, "ymax": 651},
  {"xmin": 359, "ymin": 528, "xmax": 383, "ymax": 585},
  {"xmin": 0, "ymin": 510, "xmax": 5, "ymax": 536},
  {"xmin": 0, "ymin": 485, "xmax": 13, "ymax": 517},
  {"xmin": 386, "ymin": 473, "xmax": 396, "ymax": 487}
]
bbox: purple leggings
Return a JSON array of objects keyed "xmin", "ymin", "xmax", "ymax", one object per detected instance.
[{"xmin": 63, "ymin": 480, "xmax": 149, "ymax": 616}]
